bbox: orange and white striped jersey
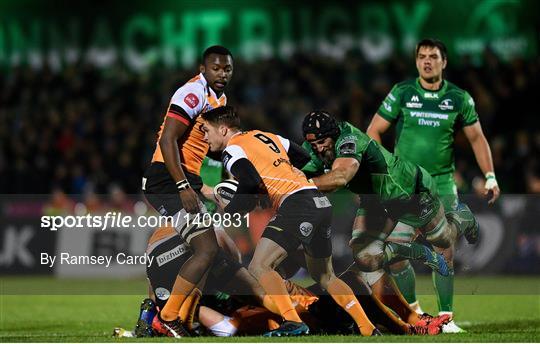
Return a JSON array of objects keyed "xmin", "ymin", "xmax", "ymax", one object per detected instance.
[
  {"xmin": 151, "ymin": 73, "xmax": 227, "ymax": 175},
  {"xmin": 222, "ymin": 130, "xmax": 316, "ymax": 209}
]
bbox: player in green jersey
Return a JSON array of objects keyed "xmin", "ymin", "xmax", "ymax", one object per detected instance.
[
  {"xmin": 300, "ymin": 111, "xmax": 478, "ymax": 282},
  {"xmin": 367, "ymin": 39, "xmax": 500, "ymax": 332}
]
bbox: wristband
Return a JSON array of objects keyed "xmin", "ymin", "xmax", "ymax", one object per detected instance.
[
  {"xmin": 484, "ymin": 172, "xmax": 498, "ymax": 189},
  {"xmin": 485, "ymin": 172, "xmax": 496, "ymax": 180},
  {"xmin": 176, "ymin": 179, "xmax": 191, "ymax": 191}
]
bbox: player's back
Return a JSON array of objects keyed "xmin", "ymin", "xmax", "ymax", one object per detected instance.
[{"xmin": 226, "ymin": 130, "xmax": 314, "ymax": 208}]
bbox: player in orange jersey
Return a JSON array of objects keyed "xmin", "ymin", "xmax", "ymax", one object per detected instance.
[
  {"xmin": 142, "ymin": 46, "xmax": 233, "ymax": 337},
  {"xmin": 201, "ymin": 106, "xmax": 381, "ymax": 337}
]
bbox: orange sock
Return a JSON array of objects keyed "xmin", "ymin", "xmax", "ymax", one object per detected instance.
[
  {"xmin": 371, "ymin": 273, "xmax": 419, "ymax": 324},
  {"xmin": 327, "ymin": 278, "xmax": 376, "ymax": 336},
  {"xmin": 161, "ymin": 275, "xmax": 195, "ymax": 321},
  {"xmin": 259, "ymin": 270, "xmax": 302, "ymax": 322},
  {"xmin": 178, "ymin": 287, "xmax": 202, "ymax": 329},
  {"xmin": 262, "ymin": 294, "xmax": 281, "ymax": 315}
]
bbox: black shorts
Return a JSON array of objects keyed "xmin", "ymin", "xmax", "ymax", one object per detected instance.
[
  {"xmin": 262, "ymin": 189, "xmax": 333, "ymax": 258},
  {"xmin": 142, "ymin": 162, "xmax": 211, "ymax": 243},
  {"xmin": 146, "ymin": 234, "xmax": 244, "ymax": 310}
]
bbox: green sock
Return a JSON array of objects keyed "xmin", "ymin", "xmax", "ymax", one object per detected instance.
[
  {"xmin": 384, "ymin": 242, "xmax": 427, "ymax": 264},
  {"xmin": 432, "ymin": 268, "xmax": 454, "ymax": 312},
  {"xmin": 390, "ymin": 262, "xmax": 417, "ymax": 304}
]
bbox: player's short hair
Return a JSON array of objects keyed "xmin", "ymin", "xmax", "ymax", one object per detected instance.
[
  {"xmin": 202, "ymin": 106, "xmax": 240, "ymax": 129},
  {"xmin": 202, "ymin": 45, "xmax": 233, "ymax": 63},
  {"xmin": 415, "ymin": 38, "xmax": 448, "ymax": 61}
]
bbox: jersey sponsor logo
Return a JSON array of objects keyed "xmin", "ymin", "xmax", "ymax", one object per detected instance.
[
  {"xmin": 409, "ymin": 111, "xmax": 448, "ymax": 120},
  {"xmin": 468, "ymin": 97, "xmax": 475, "ymax": 106},
  {"xmin": 424, "ymin": 92, "xmax": 439, "ymax": 99},
  {"xmin": 156, "ymin": 243, "xmax": 190, "ymax": 267},
  {"xmin": 406, "ymin": 95, "xmax": 423, "ymax": 108},
  {"xmin": 155, "ymin": 287, "xmax": 171, "ymax": 300},
  {"xmin": 313, "ymin": 196, "xmax": 331, "ymax": 208},
  {"xmin": 418, "ymin": 118, "xmax": 441, "ymax": 127},
  {"xmin": 338, "ymin": 139, "xmax": 357, "ymax": 155},
  {"xmin": 183, "ymin": 93, "xmax": 199, "ymax": 109},
  {"xmin": 383, "ymin": 101, "xmax": 392, "ymax": 112},
  {"xmin": 438, "ymin": 99, "xmax": 454, "ymax": 110},
  {"xmin": 299, "ymin": 222, "xmax": 313, "ymax": 237},
  {"xmin": 387, "ymin": 93, "xmax": 396, "ymax": 102},
  {"xmin": 222, "ymin": 151, "xmax": 232, "ymax": 167}
]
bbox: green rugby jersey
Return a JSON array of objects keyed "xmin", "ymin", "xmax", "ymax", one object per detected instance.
[
  {"xmin": 377, "ymin": 78, "xmax": 478, "ymax": 175},
  {"xmin": 302, "ymin": 121, "xmax": 421, "ymax": 201}
]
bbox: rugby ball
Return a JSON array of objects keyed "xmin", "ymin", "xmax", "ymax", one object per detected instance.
[{"xmin": 213, "ymin": 179, "xmax": 238, "ymax": 206}]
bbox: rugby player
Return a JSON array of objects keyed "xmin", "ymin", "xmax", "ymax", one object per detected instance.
[
  {"xmin": 201, "ymin": 106, "xmax": 381, "ymax": 337},
  {"xmin": 367, "ymin": 38, "xmax": 499, "ymax": 332},
  {"xmin": 300, "ymin": 111, "xmax": 479, "ymax": 290},
  {"xmin": 142, "ymin": 45, "xmax": 233, "ymax": 336}
]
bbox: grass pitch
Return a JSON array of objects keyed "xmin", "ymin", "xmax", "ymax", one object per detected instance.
[{"xmin": 1, "ymin": 275, "xmax": 539, "ymax": 342}]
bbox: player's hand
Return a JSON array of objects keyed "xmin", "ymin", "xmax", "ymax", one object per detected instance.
[
  {"xmin": 179, "ymin": 188, "xmax": 201, "ymax": 214},
  {"xmin": 484, "ymin": 172, "xmax": 500, "ymax": 205}
]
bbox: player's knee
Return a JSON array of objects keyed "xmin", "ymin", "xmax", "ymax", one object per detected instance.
[
  {"xmin": 310, "ymin": 270, "xmax": 335, "ymax": 290},
  {"xmin": 424, "ymin": 217, "xmax": 455, "ymax": 248},
  {"xmin": 352, "ymin": 239, "xmax": 385, "ymax": 272},
  {"xmin": 247, "ymin": 262, "xmax": 270, "ymax": 280},
  {"xmin": 353, "ymin": 253, "xmax": 384, "ymax": 272}
]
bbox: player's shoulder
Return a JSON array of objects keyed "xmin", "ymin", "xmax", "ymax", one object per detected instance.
[
  {"xmin": 393, "ymin": 79, "xmax": 417, "ymax": 92},
  {"xmin": 172, "ymin": 74, "xmax": 207, "ymax": 97},
  {"xmin": 338, "ymin": 121, "xmax": 363, "ymax": 139},
  {"xmin": 443, "ymin": 80, "xmax": 469, "ymax": 97}
]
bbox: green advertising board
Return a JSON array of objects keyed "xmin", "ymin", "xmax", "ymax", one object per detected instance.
[{"xmin": 0, "ymin": 0, "xmax": 537, "ymax": 69}]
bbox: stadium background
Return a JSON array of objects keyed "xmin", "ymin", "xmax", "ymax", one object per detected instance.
[{"xmin": 0, "ymin": 0, "xmax": 538, "ymax": 304}]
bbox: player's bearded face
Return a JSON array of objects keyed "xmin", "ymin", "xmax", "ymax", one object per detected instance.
[
  {"xmin": 201, "ymin": 54, "xmax": 233, "ymax": 94},
  {"xmin": 416, "ymin": 46, "xmax": 446, "ymax": 82},
  {"xmin": 310, "ymin": 137, "xmax": 336, "ymax": 165}
]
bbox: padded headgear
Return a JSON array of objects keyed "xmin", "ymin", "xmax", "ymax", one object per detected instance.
[{"xmin": 302, "ymin": 110, "xmax": 340, "ymax": 141}]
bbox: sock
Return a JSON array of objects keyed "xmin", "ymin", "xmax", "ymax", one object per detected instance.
[
  {"xmin": 433, "ymin": 268, "xmax": 454, "ymax": 313},
  {"xmin": 259, "ymin": 270, "xmax": 302, "ymax": 322},
  {"xmin": 160, "ymin": 275, "xmax": 196, "ymax": 321},
  {"xmin": 390, "ymin": 262, "xmax": 418, "ymax": 305},
  {"xmin": 361, "ymin": 293, "xmax": 410, "ymax": 334},
  {"xmin": 384, "ymin": 242, "xmax": 429, "ymax": 264},
  {"xmin": 262, "ymin": 294, "xmax": 281, "ymax": 315},
  {"xmin": 372, "ymin": 272, "xmax": 419, "ymax": 325},
  {"xmin": 178, "ymin": 287, "xmax": 201, "ymax": 329},
  {"xmin": 327, "ymin": 278, "xmax": 376, "ymax": 336}
]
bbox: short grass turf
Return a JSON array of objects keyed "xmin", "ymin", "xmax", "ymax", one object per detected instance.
[{"xmin": 1, "ymin": 275, "xmax": 539, "ymax": 342}]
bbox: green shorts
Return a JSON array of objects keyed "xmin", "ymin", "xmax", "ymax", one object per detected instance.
[
  {"xmin": 355, "ymin": 167, "xmax": 441, "ymax": 229},
  {"xmin": 432, "ymin": 172, "xmax": 458, "ymax": 211}
]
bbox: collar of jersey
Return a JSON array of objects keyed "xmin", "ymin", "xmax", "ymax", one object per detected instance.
[
  {"xmin": 199, "ymin": 72, "xmax": 226, "ymax": 101},
  {"xmin": 415, "ymin": 77, "xmax": 447, "ymax": 95}
]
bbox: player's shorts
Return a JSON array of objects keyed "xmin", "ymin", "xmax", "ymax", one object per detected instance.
[
  {"xmin": 386, "ymin": 171, "xmax": 456, "ymax": 242},
  {"xmin": 384, "ymin": 166, "xmax": 441, "ymax": 229},
  {"xmin": 146, "ymin": 231, "xmax": 243, "ymax": 310},
  {"xmin": 262, "ymin": 189, "xmax": 333, "ymax": 259},
  {"xmin": 142, "ymin": 162, "xmax": 211, "ymax": 243},
  {"xmin": 432, "ymin": 172, "xmax": 458, "ymax": 211}
]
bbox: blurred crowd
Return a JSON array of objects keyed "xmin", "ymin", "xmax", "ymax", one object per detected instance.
[{"xmin": 1, "ymin": 49, "xmax": 539, "ymax": 195}]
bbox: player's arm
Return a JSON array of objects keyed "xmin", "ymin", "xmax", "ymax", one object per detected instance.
[
  {"xmin": 159, "ymin": 111, "xmax": 200, "ymax": 213},
  {"xmin": 463, "ymin": 122, "xmax": 500, "ymax": 204},
  {"xmin": 312, "ymin": 157, "xmax": 360, "ymax": 192},
  {"xmin": 224, "ymin": 158, "xmax": 262, "ymax": 214},
  {"xmin": 366, "ymin": 113, "xmax": 392, "ymax": 144},
  {"xmin": 200, "ymin": 184, "xmax": 218, "ymax": 203},
  {"xmin": 276, "ymin": 135, "xmax": 311, "ymax": 169}
]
